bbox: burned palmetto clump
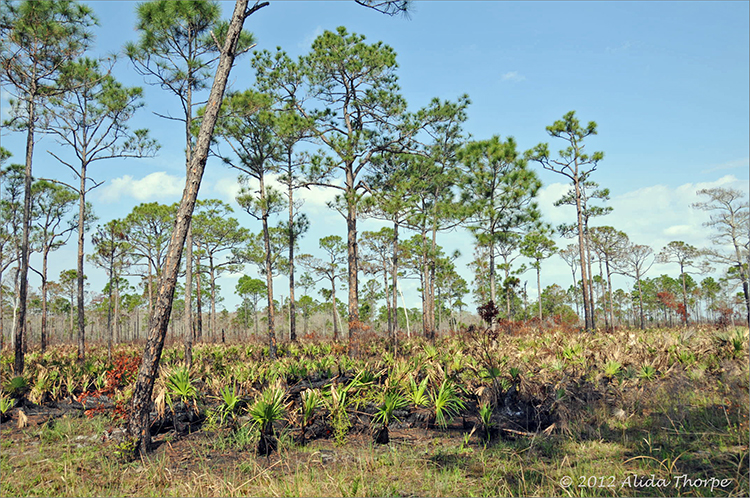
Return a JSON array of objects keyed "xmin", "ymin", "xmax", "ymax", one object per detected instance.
[
  {"xmin": 477, "ymin": 300, "xmax": 500, "ymax": 327},
  {"xmin": 248, "ymin": 386, "xmax": 288, "ymax": 456}
]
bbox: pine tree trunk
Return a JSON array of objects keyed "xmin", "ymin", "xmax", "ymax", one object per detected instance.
[
  {"xmin": 115, "ymin": 275, "xmax": 120, "ymax": 344},
  {"xmin": 391, "ymin": 222, "xmax": 399, "ymax": 336},
  {"xmin": 637, "ymin": 275, "xmax": 645, "ymax": 330},
  {"xmin": 209, "ymin": 257, "xmax": 216, "ymax": 342},
  {"xmin": 288, "ymin": 172, "xmax": 297, "ymax": 342},
  {"xmin": 14, "ymin": 96, "xmax": 35, "ymax": 375},
  {"xmin": 346, "ymin": 184, "xmax": 360, "ymax": 356},
  {"xmin": 127, "ymin": 0, "xmax": 263, "ymax": 455},
  {"xmin": 606, "ymin": 261, "xmax": 615, "ymax": 330},
  {"xmin": 585, "ymin": 229, "xmax": 596, "ymax": 329},
  {"xmin": 106, "ymin": 260, "xmax": 114, "ymax": 363},
  {"xmin": 77, "ymin": 164, "xmax": 87, "ymax": 362},
  {"xmin": 489, "ymin": 243, "xmax": 496, "ymax": 305},
  {"xmin": 598, "ymin": 256, "xmax": 608, "ymax": 330},
  {"xmin": 536, "ymin": 264, "xmax": 542, "ymax": 322},
  {"xmin": 331, "ymin": 277, "xmax": 338, "ymax": 341},
  {"xmin": 260, "ymin": 174, "xmax": 276, "ymax": 359},
  {"xmin": 184, "ymin": 74, "xmax": 194, "ymax": 367},
  {"xmin": 680, "ymin": 264, "xmax": 689, "ymax": 326},
  {"xmin": 185, "ymin": 224, "xmax": 193, "ymax": 367},
  {"xmin": 41, "ymin": 249, "xmax": 49, "ymax": 353},
  {"xmin": 196, "ymin": 252, "xmax": 203, "ymax": 343},
  {"xmin": 0, "ymin": 265, "xmax": 4, "ymax": 351},
  {"xmin": 574, "ymin": 178, "xmax": 592, "ymax": 332}
]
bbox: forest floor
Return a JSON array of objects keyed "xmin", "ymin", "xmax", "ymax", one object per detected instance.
[{"xmin": 1, "ymin": 325, "xmax": 748, "ymax": 497}]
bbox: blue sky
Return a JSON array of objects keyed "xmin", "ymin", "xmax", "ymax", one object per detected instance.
[{"xmin": 1, "ymin": 1, "xmax": 748, "ymax": 313}]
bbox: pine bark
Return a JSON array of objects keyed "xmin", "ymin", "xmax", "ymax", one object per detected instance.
[{"xmin": 346, "ymin": 183, "xmax": 360, "ymax": 356}]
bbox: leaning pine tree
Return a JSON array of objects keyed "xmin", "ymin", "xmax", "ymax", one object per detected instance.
[{"xmin": 127, "ymin": 0, "xmax": 268, "ymax": 456}]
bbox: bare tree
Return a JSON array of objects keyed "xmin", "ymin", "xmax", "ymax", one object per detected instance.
[
  {"xmin": 615, "ymin": 243, "xmax": 654, "ymax": 330},
  {"xmin": 692, "ymin": 187, "xmax": 749, "ymax": 327}
]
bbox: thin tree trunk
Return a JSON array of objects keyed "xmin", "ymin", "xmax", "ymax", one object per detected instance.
[
  {"xmin": 69, "ymin": 286, "xmax": 74, "ymax": 342},
  {"xmin": 391, "ymin": 222, "xmax": 399, "ymax": 335},
  {"xmin": 420, "ymin": 231, "xmax": 429, "ymax": 338},
  {"xmin": 41, "ymin": 249, "xmax": 49, "ymax": 353},
  {"xmin": 585, "ymin": 229, "xmax": 596, "ymax": 328},
  {"xmin": 260, "ymin": 174, "xmax": 276, "ymax": 359},
  {"xmin": 535, "ymin": 264, "xmax": 542, "ymax": 322},
  {"xmin": 605, "ymin": 260, "xmax": 615, "ymax": 330},
  {"xmin": 503, "ymin": 256, "xmax": 512, "ymax": 319},
  {"xmin": 106, "ymin": 258, "xmax": 114, "ymax": 363},
  {"xmin": 127, "ymin": 0, "xmax": 264, "ymax": 455},
  {"xmin": 489, "ymin": 243, "xmax": 496, "ymax": 305},
  {"xmin": 598, "ymin": 255, "xmax": 608, "ymax": 331},
  {"xmin": 77, "ymin": 164, "xmax": 87, "ymax": 362},
  {"xmin": 331, "ymin": 277, "xmax": 339, "ymax": 341},
  {"xmin": 383, "ymin": 268, "xmax": 390, "ymax": 338},
  {"xmin": 287, "ymin": 168, "xmax": 297, "ymax": 342},
  {"xmin": 637, "ymin": 275, "xmax": 645, "ymax": 330},
  {"xmin": 115, "ymin": 274, "xmax": 120, "ymax": 344},
  {"xmin": 185, "ymin": 224, "xmax": 193, "ymax": 368},
  {"xmin": 0, "ymin": 266, "xmax": 4, "ymax": 351},
  {"xmin": 147, "ymin": 268, "xmax": 153, "ymax": 315},
  {"xmin": 254, "ymin": 302, "xmax": 259, "ymax": 337},
  {"xmin": 428, "ymin": 210, "xmax": 439, "ymax": 342},
  {"xmin": 209, "ymin": 259, "xmax": 216, "ymax": 342},
  {"xmin": 196, "ymin": 247, "xmax": 204, "ymax": 343},
  {"xmin": 14, "ymin": 95, "xmax": 35, "ymax": 375},
  {"xmin": 570, "ymin": 266, "xmax": 579, "ymax": 319},
  {"xmin": 346, "ymin": 180, "xmax": 360, "ymax": 356},
  {"xmin": 184, "ymin": 70, "xmax": 194, "ymax": 367},
  {"xmin": 679, "ymin": 264, "xmax": 689, "ymax": 326},
  {"xmin": 574, "ymin": 179, "xmax": 592, "ymax": 332}
]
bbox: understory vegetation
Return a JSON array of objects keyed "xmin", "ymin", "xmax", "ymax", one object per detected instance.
[{"xmin": 2, "ymin": 324, "xmax": 748, "ymax": 497}]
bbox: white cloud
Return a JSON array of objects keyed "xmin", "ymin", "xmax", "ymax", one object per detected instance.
[
  {"xmin": 0, "ymin": 88, "xmax": 12, "ymax": 121},
  {"xmin": 529, "ymin": 175, "xmax": 749, "ymax": 297},
  {"xmin": 99, "ymin": 172, "xmax": 185, "ymax": 203},
  {"xmin": 299, "ymin": 25, "xmax": 324, "ymax": 48},
  {"xmin": 212, "ymin": 173, "xmax": 344, "ymax": 216},
  {"xmin": 213, "ymin": 175, "xmax": 243, "ymax": 205},
  {"xmin": 606, "ymin": 41, "xmax": 634, "ymax": 54},
  {"xmin": 501, "ymin": 71, "xmax": 525, "ymax": 82},
  {"xmin": 700, "ymin": 157, "xmax": 749, "ymax": 174},
  {"xmin": 663, "ymin": 224, "xmax": 695, "ymax": 237},
  {"xmin": 537, "ymin": 182, "xmax": 573, "ymax": 226},
  {"xmin": 598, "ymin": 174, "xmax": 747, "ymax": 250}
]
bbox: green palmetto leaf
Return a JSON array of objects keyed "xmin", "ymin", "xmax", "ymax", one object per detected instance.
[
  {"xmin": 248, "ymin": 386, "xmax": 287, "ymax": 430},
  {"xmin": 6, "ymin": 376, "xmax": 28, "ymax": 397},
  {"xmin": 219, "ymin": 384, "xmax": 240, "ymax": 419},
  {"xmin": 300, "ymin": 388, "xmax": 322, "ymax": 427},
  {"xmin": 373, "ymin": 390, "xmax": 408, "ymax": 427},
  {"xmin": 638, "ymin": 365, "xmax": 657, "ymax": 381},
  {"xmin": 478, "ymin": 401, "xmax": 493, "ymax": 429},
  {"xmin": 166, "ymin": 367, "xmax": 197, "ymax": 406},
  {"xmin": 408, "ymin": 376, "xmax": 429, "ymax": 407},
  {"xmin": 430, "ymin": 380, "xmax": 465, "ymax": 429},
  {"xmin": 0, "ymin": 395, "xmax": 14, "ymax": 415},
  {"xmin": 603, "ymin": 360, "xmax": 622, "ymax": 377}
]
